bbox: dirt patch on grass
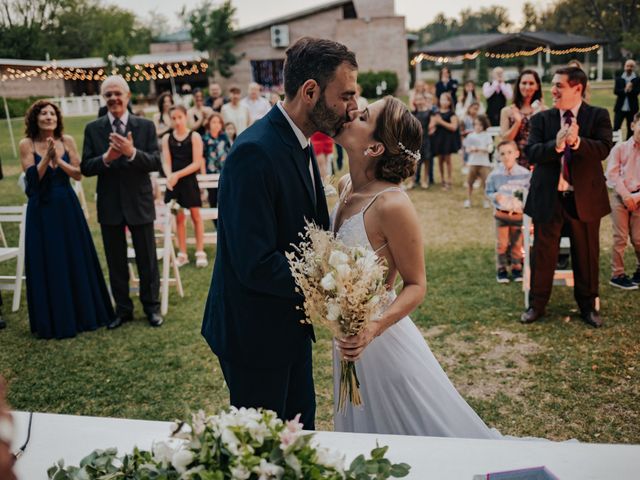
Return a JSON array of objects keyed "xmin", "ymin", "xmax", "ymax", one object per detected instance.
[{"xmin": 422, "ymin": 327, "xmax": 543, "ymax": 400}]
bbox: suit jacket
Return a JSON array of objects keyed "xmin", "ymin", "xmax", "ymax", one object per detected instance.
[
  {"xmin": 614, "ymin": 76, "xmax": 640, "ymax": 113},
  {"xmin": 524, "ymin": 104, "xmax": 612, "ymax": 224},
  {"xmin": 81, "ymin": 114, "xmax": 161, "ymax": 226},
  {"xmin": 201, "ymin": 106, "xmax": 330, "ymax": 368}
]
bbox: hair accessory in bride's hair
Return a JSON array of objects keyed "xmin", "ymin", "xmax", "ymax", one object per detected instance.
[{"xmin": 397, "ymin": 142, "xmax": 421, "ymax": 162}]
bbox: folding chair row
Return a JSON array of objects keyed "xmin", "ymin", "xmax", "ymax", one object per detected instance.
[{"xmin": 0, "ymin": 205, "xmax": 27, "ymax": 312}]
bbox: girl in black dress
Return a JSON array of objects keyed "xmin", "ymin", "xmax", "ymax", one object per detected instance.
[
  {"xmin": 163, "ymin": 105, "xmax": 207, "ymax": 267},
  {"xmin": 431, "ymin": 92, "xmax": 460, "ymax": 190}
]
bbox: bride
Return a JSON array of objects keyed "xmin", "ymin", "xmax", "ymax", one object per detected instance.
[{"xmin": 331, "ymin": 96, "xmax": 500, "ymax": 439}]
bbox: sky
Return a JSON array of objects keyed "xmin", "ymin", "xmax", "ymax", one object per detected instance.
[{"xmin": 109, "ymin": 0, "xmax": 545, "ymax": 32}]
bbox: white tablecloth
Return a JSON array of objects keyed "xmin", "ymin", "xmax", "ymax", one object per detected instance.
[{"xmin": 11, "ymin": 411, "xmax": 640, "ymax": 479}]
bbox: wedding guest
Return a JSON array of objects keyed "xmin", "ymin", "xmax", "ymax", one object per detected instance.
[
  {"xmin": 310, "ymin": 131, "xmax": 334, "ymax": 179},
  {"xmin": 221, "ymin": 85, "xmax": 250, "ymax": 135},
  {"xmin": 269, "ymin": 92, "xmax": 281, "ymax": 107},
  {"xmin": 435, "ymin": 67, "xmax": 459, "ymax": 107},
  {"xmin": 202, "ymin": 112, "xmax": 231, "ymax": 212},
  {"xmin": 153, "ymin": 92, "xmax": 173, "ymax": 141},
  {"xmin": 522, "ymin": 66, "xmax": 613, "ymax": 327},
  {"xmin": 224, "ymin": 121, "xmax": 237, "ymax": 146},
  {"xmin": 614, "ymin": 59, "xmax": 640, "ymax": 140},
  {"xmin": 431, "ymin": 92, "xmax": 460, "ymax": 190},
  {"xmin": 461, "ymin": 101, "xmax": 481, "ymax": 166},
  {"xmin": 500, "ymin": 69, "xmax": 545, "ymax": 169},
  {"xmin": 81, "ymin": 75, "xmax": 163, "ymax": 329},
  {"xmin": 19, "ymin": 100, "xmax": 115, "ymax": 338},
  {"xmin": 486, "ymin": 140, "xmax": 531, "ymax": 283},
  {"xmin": 483, "ymin": 67, "xmax": 513, "ymax": 126},
  {"xmin": 456, "ymin": 80, "xmax": 484, "ymax": 118},
  {"xmin": 188, "ymin": 88, "xmax": 214, "ymax": 136},
  {"xmin": 568, "ymin": 60, "xmax": 592, "ymax": 102},
  {"xmin": 164, "ymin": 105, "xmax": 207, "ymax": 268},
  {"xmin": 463, "ymin": 114, "xmax": 493, "ymax": 208},
  {"xmin": 606, "ymin": 112, "xmax": 640, "ymax": 289},
  {"xmin": 0, "ymin": 378, "xmax": 16, "ymax": 480},
  {"xmin": 241, "ymin": 82, "xmax": 271, "ymax": 125},
  {"xmin": 205, "ymin": 82, "xmax": 227, "ymax": 112},
  {"xmin": 409, "ymin": 79, "xmax": 428, "ymax": 111},
  {"xmin": 407, "ymin": 92, "xmax": 433, "ymax": 189}
]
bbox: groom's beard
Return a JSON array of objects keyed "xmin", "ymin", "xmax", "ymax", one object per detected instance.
[{"xmin": 310, "ymin": 93, "xmax": 347, "ymax": 138}]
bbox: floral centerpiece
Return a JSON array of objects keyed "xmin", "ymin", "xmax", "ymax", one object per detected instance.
[
  {"xmin": 286, "ymin": 222, "xmax": 388, "ymax": 411},
  {"xmin": 47, "ymin": 407, "xmax": 410, "ymax": 479}
]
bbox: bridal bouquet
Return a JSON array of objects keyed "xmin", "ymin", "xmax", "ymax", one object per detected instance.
[
  {"xmin": 47, "ymin": 407, "xmax": 410, "ymax": 479},
  {"xmin": 286, "ymin": 222, "xmax": 388, "ymax": 412}
]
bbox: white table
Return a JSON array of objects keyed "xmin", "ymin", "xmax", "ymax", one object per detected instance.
[{"xmin": 11, "ymin": 411, "xmax": 640, "ymax": 479}]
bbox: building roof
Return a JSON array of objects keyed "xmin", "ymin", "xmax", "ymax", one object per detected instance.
[
  {"xmin": 416, "ymin": 31, "xmax": 604, "ymax": 56},
  {"xmin": 1, "ymin": 51, "xmax": 208, "ymax": 69},
  {"xmin": 154, "ymin": 29, "xmax": 192, "ymax": 43}
]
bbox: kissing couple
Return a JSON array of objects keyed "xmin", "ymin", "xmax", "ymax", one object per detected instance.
[{"xmin": 202, "ymin": 37, "xmax": 500, "ymax": 439}]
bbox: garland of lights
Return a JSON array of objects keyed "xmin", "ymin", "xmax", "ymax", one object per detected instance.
[
  {"xmin": 411, "ymin": 43, "xmax": 601, "ymax": 65},
  {"xmin": 0, "ymin": 60, "xmax": 209, "ymax": 82}
]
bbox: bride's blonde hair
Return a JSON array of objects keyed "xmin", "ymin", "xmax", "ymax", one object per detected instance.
[{"xmin": 373, "ymin": 96, "xmax": 423, "ymax": 183}]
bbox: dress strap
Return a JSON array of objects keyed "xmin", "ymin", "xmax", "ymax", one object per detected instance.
[
  {"xmin": 338, "ymin": 177, "xmax": 352, "ymax": 203},
  {"xmin": 360, "ymin": 187, "xmax": 405, "ymax": 214},
  {"xmin": 361, "ymin": 186, "xmax": 405, "ymax": 255}
]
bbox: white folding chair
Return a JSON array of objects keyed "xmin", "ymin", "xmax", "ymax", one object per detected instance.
[
  {"xmin": 127, "ymin": 203, "xmax": 184, "ymax": 316},
  {"xmin": 522, "ymin": 214, "xmax": 574, "ymax": 309},
  {"xmin": 612, "ymin": 130, "xmax": 623, "ymax": 144},
  {"xmin": 0, "ymin": 205, "xmax": 27, "ymax": 312},
  {"xmin": 72, "ymin": 178, "xmax": 90, "ymax": 219}
]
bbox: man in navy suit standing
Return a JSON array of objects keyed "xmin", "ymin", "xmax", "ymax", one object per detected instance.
[{"xmin": 202, "ymin": 38, "xmax": 358, "ymax": 428}]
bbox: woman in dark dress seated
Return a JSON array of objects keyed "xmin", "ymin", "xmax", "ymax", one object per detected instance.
[{"xmin": 18, "ymin": 100, "xmax": 115, "ymax": 339}]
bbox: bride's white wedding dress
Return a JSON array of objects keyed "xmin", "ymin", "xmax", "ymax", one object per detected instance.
[{"xmin": 331, "ymin": 186, "xmax": 501, "ymax": 439}]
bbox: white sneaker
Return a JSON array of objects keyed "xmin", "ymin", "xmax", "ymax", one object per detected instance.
[
  {"xmin": 463, "ymin": 199, "xmax": 471, "ymax": 208},
  {"xmin": 176, "ymin": 252, "xmax": 189, "ymax": 267},
  {"xmin": 483, "ymin": 200, "xmax": 491, "ymax": 209},
  {"xmin": 195, "ymin": 251, "xmax": 208, "ymax": 268}
]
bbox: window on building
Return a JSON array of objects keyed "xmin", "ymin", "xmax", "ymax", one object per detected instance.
[
  {"xmin": 250, "ymin": 59, "xmax": 284, "ymax": 90},
  {"xmin": 343, "ymin": 4, "xmax": 357, "ymax": 19}
]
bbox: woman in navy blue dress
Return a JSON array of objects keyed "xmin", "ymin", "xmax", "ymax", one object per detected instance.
[{"xmin": 18, "ymin": 100, "xmax": 114, "ymax": 339}]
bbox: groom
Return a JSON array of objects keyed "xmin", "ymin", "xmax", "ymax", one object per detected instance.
[{"xmin": 202, "ymin": 37, "xmax": 358, "ymax": 428}]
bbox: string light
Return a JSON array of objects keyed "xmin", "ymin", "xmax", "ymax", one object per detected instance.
[
  {"xmin": 411, "ymin": 44, "xmax": 601, "ymax": 65},
  {"xmin": 0, "ymin": 59, "xmax": 209, "ymax": 82}
]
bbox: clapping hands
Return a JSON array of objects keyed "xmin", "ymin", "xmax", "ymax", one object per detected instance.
[
  {"xmin": 45, "ymin": 137, "xmax": 58, "ymax": 167},
  {"xmin": 104, "ymin": 132, "xmax": 135, "ymax": 164},
  {"xmin": 556, "ymin": 119, "xmax": 579, "ymax": 150}
]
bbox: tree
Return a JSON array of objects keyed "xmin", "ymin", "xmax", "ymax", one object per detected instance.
[
  {"xmin": 521, "ymin": 2, "xmax": 539, "ymax": 31},
  {"xmin": 0, "ymin": 0, "xmax": 151, "ymax": 61},
  {"xmin": 188, "ymin": 0, "xmax": 239, "ymax": 81},
  {"xmin": 537, "ymin": 0, "xmax": 640, "ymax": 58},
  {"xmin": 413, "ymin": 6, "xmax": 513, "ymax": 45}
]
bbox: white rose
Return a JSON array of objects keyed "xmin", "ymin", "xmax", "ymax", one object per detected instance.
[
  {"xmin": 326, "ymin": 301, "xmax": 341, "ymax": 322},
  {"xmin": 315, "ymin": 447, "xmax": 345, "ymax": 473},
  {"xmin": 320, "ymin": 273, "xmax": 336, "ymax": 291},
  {"xmin": 152, "ymin": 441, "xmax": 176, "ymax": 465},
  {"xmin": 230, "ymin": 464, "xmax": 251, "ymax": 480},
  {"xmin": 171, "ymin": 449, "xmax": 195, "ymax": 474},
  {"xmin": 254, "ymin": 458, "xmax": 285, "ymax": 480},
  {"xmin": 328, "ymin": 250, "xmax": 349, "ymax": 268},
  {"xmin": 335, "ymin": 263, "xmax": 351, "ymax": 280}
]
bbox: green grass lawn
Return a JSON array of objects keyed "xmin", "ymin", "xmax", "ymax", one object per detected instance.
[{"xmin": 0, "ymin": 85, "xmax": 638, "ymax": 443}]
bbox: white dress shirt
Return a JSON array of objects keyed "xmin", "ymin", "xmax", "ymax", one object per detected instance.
[{"xmin": 276, "ymin": 102, "xmax": 316, "ymax": 196}]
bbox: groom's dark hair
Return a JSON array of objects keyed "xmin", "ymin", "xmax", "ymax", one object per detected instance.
[{"xmin": 283, "ymin": 37, "xmax": 357, "ymax": 100}]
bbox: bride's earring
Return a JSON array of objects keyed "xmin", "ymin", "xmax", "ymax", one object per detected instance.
[{"xmin": 363, "ymin": 149, "xmax": 369, "ymax": 156}]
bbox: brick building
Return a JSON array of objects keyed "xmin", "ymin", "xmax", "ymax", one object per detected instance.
[{"xmin": 152, "ymin": 0, "xmax": 410, "ymax": 95}]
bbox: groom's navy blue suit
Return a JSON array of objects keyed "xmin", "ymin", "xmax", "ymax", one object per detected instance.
[{"xmin": 202, "ymin": 105, "xmax": 330, "ymax": 429}]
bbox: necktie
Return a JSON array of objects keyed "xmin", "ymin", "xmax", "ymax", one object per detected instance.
[
  {"xmin": 303, "ymin": 146, "xmax": 317, "ymax": 206},
  {"xmin": 113, "ymin": 118, "xmax": 125, "ymax": 136},
  {"xmin": 562, "ymin": 110, "xmax": 574, "ymax": 184}
]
